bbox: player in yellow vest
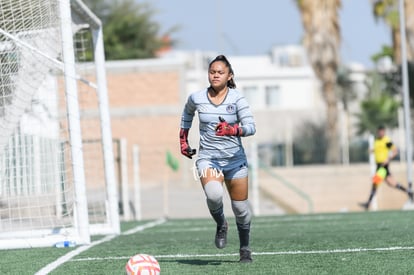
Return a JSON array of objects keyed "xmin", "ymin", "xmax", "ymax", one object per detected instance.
[{"xmin": 359, "ymin": 125, "xmax": 413, "ymax": 210}]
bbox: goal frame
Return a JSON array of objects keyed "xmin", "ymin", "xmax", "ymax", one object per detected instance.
[
  {"xmin": 0, "ymin": 0, "xmax": 119, "ymax": 249},
  {"xmin": 71, "ymin": 0, "xmax": 120, "ymax": 238}
]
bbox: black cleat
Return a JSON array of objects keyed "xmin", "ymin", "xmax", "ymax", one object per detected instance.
[
  {"xmin": 358, "ymin": 202, "xmax": 369, "ymax": 210},
  {"xmin": 215, "ymin": 221, "xmax": 228, "ymax": 249},
  {"xmin": 239, "ymin": 247, "xmax": 253, "ymax": 263}
]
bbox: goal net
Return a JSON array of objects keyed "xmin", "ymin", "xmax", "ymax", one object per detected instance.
[{"xmin": 0, "ymin": 0, "xmax": 119, "ymax": 249}]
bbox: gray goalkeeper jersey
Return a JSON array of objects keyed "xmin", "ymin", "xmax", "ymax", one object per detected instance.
[{"xmin": 181, "ymin": 88, "xmax": 256, "ymax": 160}]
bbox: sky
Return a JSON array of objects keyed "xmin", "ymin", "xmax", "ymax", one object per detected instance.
[{"xmin": 150, "ymin": 0, "xmax": 391, "ymax": 69}]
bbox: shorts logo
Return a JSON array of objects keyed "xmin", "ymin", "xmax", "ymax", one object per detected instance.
[{"xmin": 226, "ymin": 104, "xmax": 236, "ymax": 113}]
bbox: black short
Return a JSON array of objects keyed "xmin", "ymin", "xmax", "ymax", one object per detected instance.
[{"xmin": 376, "ymin": 163, "xmax": 390, "ymax": 176}]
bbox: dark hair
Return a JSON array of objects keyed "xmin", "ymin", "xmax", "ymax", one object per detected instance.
[
  {"xmin": 377, "ymin": 125, "xmax": 385, "ymax": 130},
  {"xmin": 209, "ymin": 55, "xmax": 236, "ymax": 88}
]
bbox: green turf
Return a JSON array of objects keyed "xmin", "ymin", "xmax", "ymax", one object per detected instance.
[{"xmin": 1, "ymin": 210, "xmax": 414, "ymax": 274}]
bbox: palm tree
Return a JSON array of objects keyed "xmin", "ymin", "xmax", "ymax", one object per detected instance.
[
  {"xmin": 371, "ymin": 0, "xmax": 414, "ymax": 130},
  {"xmin": 371, "ymin": 0, "xmax": 414, "ymax": 64},
  {"xmin": 406, "ymin": 0, "xmax": 414, "ymax": 57},
  {"xmin": 295, "ymin": 0, "xmax": 341, "ymax": 163}
]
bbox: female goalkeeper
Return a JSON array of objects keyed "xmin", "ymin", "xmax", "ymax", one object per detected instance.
[{"xmin": 179, "ymin": 55, "xmax": 256, "ymax": 263}]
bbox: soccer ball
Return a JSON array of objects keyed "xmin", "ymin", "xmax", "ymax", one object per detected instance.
[{"xmin": 125, "ymin": 254, "xmax": 161, "ymax": 275}]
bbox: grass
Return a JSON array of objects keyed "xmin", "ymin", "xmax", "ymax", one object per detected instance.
[{"xmin": 1, "ymin": 210, "xmax": 414, "ymax": 274}]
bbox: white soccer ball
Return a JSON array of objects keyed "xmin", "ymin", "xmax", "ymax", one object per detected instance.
[{"xmin": 125, "ymin": 254, "xmax": 161, "ymax": 275}]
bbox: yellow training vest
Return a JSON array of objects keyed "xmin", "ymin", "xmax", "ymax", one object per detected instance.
[{"xmin": 374, "ymin": 135, "xmax": 395, "ymax": 164}]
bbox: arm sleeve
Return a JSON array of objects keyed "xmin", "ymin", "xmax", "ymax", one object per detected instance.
[
  {"xmin": 236, "ymin": 96, "xmax": 256, "ymax": 137},
  {"xmin": 180, "ymin": 95, "xmax": 196, "ymax": 129}
]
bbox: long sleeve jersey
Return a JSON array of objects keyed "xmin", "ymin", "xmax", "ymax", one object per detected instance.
[{"xmin": 180, "ymin": 88, "xmax": 256, "ymax": 160}]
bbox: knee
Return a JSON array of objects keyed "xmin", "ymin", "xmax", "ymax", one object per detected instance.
[
  {"xmin": 203, "ymin": 180, "xmax": 223, "ymax": 210},
  {"xmin": 231, "ymin": 200, "xmax": 251, "ymax": 225}
]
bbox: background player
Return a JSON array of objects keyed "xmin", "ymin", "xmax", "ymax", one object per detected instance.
[{"xmin": 359, "ymin": 125, "xmax": 413, "ymax": 210}]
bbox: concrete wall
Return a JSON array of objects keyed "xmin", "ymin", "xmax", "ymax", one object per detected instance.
[
  {"xmin": 259, "ymin": 162, "xmax": 413, "ymax": 214},
  {"xmin": 73, "ymin": 59, "xmax": 187, "ymax": 188}
]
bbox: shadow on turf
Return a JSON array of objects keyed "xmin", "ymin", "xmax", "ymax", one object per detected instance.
[{"xmin": 160, "ymin": 259, "xmax": 236, "ymax": 266}]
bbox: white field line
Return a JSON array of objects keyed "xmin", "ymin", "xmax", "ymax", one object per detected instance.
[
  {"xmin": 70, "ymin": 246, "xmax": 414, "ymax": 262},
  {"xmin": 165, "ymin": 214, "xmax": 344, "ymax": 227},
  {"xmin": 123, "ymin": 218, "xmax": 167, "ymax": 235},
  {"xmin": 34, "ymin": 218, "xmax": 167, "ymax": 275},
  {"xmin": 255, "ymin": 215, "xmax": 345, "ymax": 223}
]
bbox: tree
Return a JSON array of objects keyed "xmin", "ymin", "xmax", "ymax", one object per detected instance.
[
  {"xmin": 336, "ymin": 66, "xmax": 357, "ymax": 163},
  {"xmin": 83, "ymin": 0, "xmax": 176, "ymax": 60},
  {"xmin": 355, "ymin": 72, "xmax": 400, "ymax": 135},
  {"xmin": 355, "ymin": 95, "xmax": 399, "ymax": 135},
  {"xmin": 336, "ymin": 66, "xmax": 356, "ymax": 113},
  {"xmin": 371, "ymin": 0, "xmax": 414, "ymax": 106},
  {"xmin": 370, "ymin": 43, "xmax": 414, "ymax": 113},
  {"xmin": 371, "ymin": 0, "xmax": 414, "ymax": 64},
  {"xmin": 295, "ymin": 0, "xmax": 341, "ymax": 163}
]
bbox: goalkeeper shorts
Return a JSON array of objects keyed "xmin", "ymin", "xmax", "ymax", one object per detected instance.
[{"xmin": 196, "ymin": 157, "xmax": 248, "ymax": 180}]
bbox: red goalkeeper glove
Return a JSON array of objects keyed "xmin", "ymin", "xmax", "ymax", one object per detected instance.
[
  {"xmin": 179, "ymin": 128, "xmax": 196, "ymax": 159},
  {"xmin": 215, "ymin": 116, "xmax": 242, "ymax": 136}
]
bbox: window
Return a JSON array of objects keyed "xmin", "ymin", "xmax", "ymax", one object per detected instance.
[
  {"xmin": 242, "ymin": 86, "xmax": 262, "ymax": 109},
  {"xmin": 265, "ymin": 85, "xmax": 280, "ymax": 108}
]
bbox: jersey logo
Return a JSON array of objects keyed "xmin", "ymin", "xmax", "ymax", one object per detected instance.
[{"xmin": 226, "ymin": 104, "xmax": 236, "ymax": 113}]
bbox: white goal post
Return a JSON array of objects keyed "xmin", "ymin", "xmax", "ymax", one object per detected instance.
[{"xmin": 0, "ymin": 0, "xmax": 119, "ymax": 249}]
